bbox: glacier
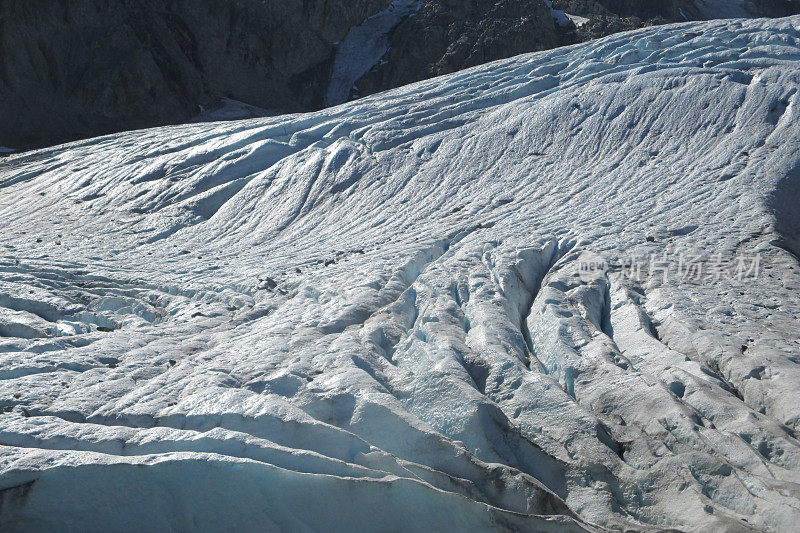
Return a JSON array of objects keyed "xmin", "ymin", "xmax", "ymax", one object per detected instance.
[{"xmin": 1, "ymin": 15, "xmax": 800, "ymax": 532}]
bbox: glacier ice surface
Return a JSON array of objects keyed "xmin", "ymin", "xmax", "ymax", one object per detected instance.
[{"xmin": 1, "ymin": 15, "xmax": 800, "ymax": 532}]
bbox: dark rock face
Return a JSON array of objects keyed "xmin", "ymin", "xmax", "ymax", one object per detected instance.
[
  {"xmin": 351, "ymin": 0, "xmax": 559, "ymax": 100},
  {"xmin": 551, "ymin": 0, "xmax": 684, "ymax": 41},
  {"xmin": 550, "ymin": 0, "xmax": 800, "ymax": 43},
  {"xmin": 1, "ymin": 0, "xmax": 798, "ymax": 150},
  {"xmin": 0, "ymin": 0, "xmax": 390, "ymax": 149},
  {"xmin": 350, "ymin": 0, "xmax": 800, "ymax": 101}
]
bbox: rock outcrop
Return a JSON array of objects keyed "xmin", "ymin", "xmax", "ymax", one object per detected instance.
[
  {"xmin": 0, "ymin": 0, "xmax": 391, "ymax": 149},
  {"xmin": 350, "ymin": 0, "xmax": 559, "ymax": 101},
  {"xmin": 351, "ymin": 0, "xmax": 800, "ymax": 100},
  {"xmin": 549, "ymin": 0, "xmax": 800, "ymax": 43}
]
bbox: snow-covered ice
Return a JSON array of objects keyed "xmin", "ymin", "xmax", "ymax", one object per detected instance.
[
  {"xmin": 325, "ymin": 0, "xmax": 422, "ymax": 107},
  {"xmin": 1, "ymin": 15, "xmax": 800, "ymax": 532}
]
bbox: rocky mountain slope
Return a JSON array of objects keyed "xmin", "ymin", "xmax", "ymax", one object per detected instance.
[
  {"xmin": 346, "ymin": 0, "xmax": 560, "ymax": 102},
  {"xmin": 551, "ymin": 0, "xmax": 800, "ymax": 41},
  {"xmin": 352, "ymin": 0, "xmax": 800, "ymax": 100},
  {"xmin": 2, "ymin": 0, "xmax": 798, "ymax": 151},
  {"xmin": 0, "ymin": 0, "xmax": 393, "ymax": 150},
  {"xmin": 1, "ymin": 15, "xmax": 799, "ymax": 532}
]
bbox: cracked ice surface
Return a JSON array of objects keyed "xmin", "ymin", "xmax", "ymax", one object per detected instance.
[{"xmin": 1, "ymin": 15, "xmax": 800, "ymax": 532}]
